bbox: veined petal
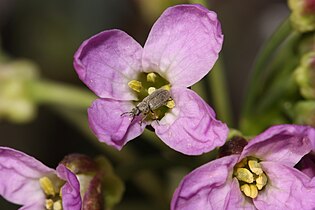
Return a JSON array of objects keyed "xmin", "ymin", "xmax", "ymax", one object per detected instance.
[
  {"xmin": 171, "ymin": 155, "xmax": 242, "ymax": 210},
  {"xmin": 143, "ymin": 4, "xmax": 223, "ymax": 87},
  {"xmin": 254, "ymin": 162, "xmax": 315, "ymax": 210},
  {"xmin": 88, "ymin": 98, "xmax": 146, "ymax": 150},
  {"xmin": 74, "ymin": 29, "xmax": 143, "ymax": 100},
  {"xmin": 0, "ymin": 147, "xmax": 54, "ymax": 208},
  {"xmin": 153, "ymin": 87, "xmax": 228, "ymax": 155},
  {"xmin": 240, "ymin": 125, "xmax": 314, "ymax": 167},
  {"xmin": 56, "ymin": 164, "xmax": 82, "ymax": 210}
]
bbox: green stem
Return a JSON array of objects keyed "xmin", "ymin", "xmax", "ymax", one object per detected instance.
[
  {"xmin": 28, "ymin": 80, "xmax": 96, "ymax": 109},
  {"xmin": 208, "ymin": 59, "xmax": 234, "ymax": 126},
  {"xmin": 242, "ymin": 18, "xmax": 292, "ymax": 117},
  {"xmin": 28, "ymin": 80, "xmax": 137, "ymax": 163}
]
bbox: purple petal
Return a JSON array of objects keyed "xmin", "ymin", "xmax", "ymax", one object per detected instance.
[
  {"xmin": 19, "ymin": 204, "xmax": 46, "ymax": 210},
  {"xmin": 142, "ymin": 4, "xmax": 223, "ymax": 87},
  {"xmin": 240, "ymin": 125, "xmax": 314, "ymax": 167},
  {"xmin": 74, "ymin": 29, "xmax": 143, "ymax": 100},
  {"xmin": 226, "ymin": 179, "xmax": 257, "ymax": 210},
  {"xmin": 171, "ymin": 155, "xmax": 253, "ymax": 210},
  {"xmin": 56, "ymin": 164, "xmax": 82, "ymax": 210},
  {"xmin": 0, "ymin": 147, "xmax": 54, "ymax": 208},
  {"xmin": 88, "ymin": 98, "xmax": 146, "ymax": 150},
  {"xmin": 153, "ymin": 87, "xmax": 228, "ymax": 155},
  {"xmin": 254, "ymin": 161, "xmax": 315, "ymax": 209}
]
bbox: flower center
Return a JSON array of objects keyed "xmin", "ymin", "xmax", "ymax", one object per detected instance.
[
  {"xmin": 39, "ymin": 176, "xmax": 65, "ymax": 210},
  {"xmin": 233, "ymin": 157, "xmax": 268, "ymax": 199},
  {"xmin": 127, "ymin": 72, "xmax": 175, "ymax": 121}
]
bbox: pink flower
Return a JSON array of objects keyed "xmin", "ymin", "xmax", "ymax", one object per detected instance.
[
  {"xmin": 73, "ymin": 4, "xmax": 228, "ymax": 155},
  {"xmin": 0, "ymin": 147, "xmax": 81, "ymax": 210},
  {"xmin": 171, "ymin": 125, "xmax": 315, "ymax": 209}
]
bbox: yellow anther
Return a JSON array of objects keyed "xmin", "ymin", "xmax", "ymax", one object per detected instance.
[
  {"xmin": 160, "ymin": 84, "xmax": 171, "ymax": 91},
  {"xmin": 241, "ymin": 184, "xmax": 258, "ymax": 199},
  {"xmin": 166, "ymin": 100, "xmax": 175, "ymax": 109},
  {"xmin": 148, "ymin": 87, "xmax": 156, "ymax": 95},
  {"xmin": 147, "ymin": 72, "xmax": 157, "ymax": 83},
  {"xmin": 128, "ymin": 80, "xmax": 142, "ymax": 93},
  {"xmin": 234, "ymin": 168, "xmax": 254, "ymax": 183},
  {"xmin": 59, "ymin": 187, "xmax": 62, "ymax": 197},
  {"xmin": 256, "ymin": 173, "xmax": 268, "ymax": 190},
  {"xmin": 235, "ymin": 158, "xmax": 248, "ymax": 169},
  {"xmin": 39, "ymin": 177, "xmax": 56, "ymax": 196},
  {"xmin": 45, "ymin": 199, "xmax": 54, "ymax": 210},
  {"xmin": 53, "ymin": 200, "xmax": 62, "ymax": 210},
  {"xmin": 248, "ymin": 160, "xmax": 263, "ymax": 175}
]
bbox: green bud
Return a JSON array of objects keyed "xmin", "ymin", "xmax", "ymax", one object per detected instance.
[
  {"xmin": 0, "ymin": 60, "xmax": 38, "ymax": 123},
  {"xmin": 295, "ymin": 52, "xmax": 315, "ymax": 99},
  {"xmin": 292, "ymin": 101, "xmax": 315, "ymax": 126},
  {"xmin": 288, "ymin": 0, "xmax": 315, "ymax": 32},
  {"xmin": 297, "ymin": 33, "xmax": 315, "ymax": 55}
]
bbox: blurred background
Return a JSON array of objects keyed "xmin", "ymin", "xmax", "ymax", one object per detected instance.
[{"xmin": 0, "ymin": 0, "xmax": 289, "ymax": 209}]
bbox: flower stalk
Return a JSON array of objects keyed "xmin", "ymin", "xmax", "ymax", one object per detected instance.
[
  {"xmin": 29, "ymin": 80, "xmax": 96, "ymax": 109},
  {"xmin": 242, "ymin": 19, "xmax": 293, "ymax": 118},
  {"xmin": 208, "ymin": 59, "xmax": 234, "ymax": 126}
]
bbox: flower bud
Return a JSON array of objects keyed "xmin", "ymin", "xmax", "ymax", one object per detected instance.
[
  {"xmin": 295, "ymin": 52, "xmax": 315, "ymax": 99},
  {"xmin": 0, "ymin": 59, "xmax": 38, "ymax": 122},
  {"xmin": 292, "ymin": 101, "xmax": 315, "ymax": 127},
  {"xmin": 218, "ymin": 135, "xmax": 248, "ymax": 158},
  {"xmin": 60, "ymin": 154, "xmax": 124, "ymax": 210},
  {"xmin": 288, "ymin": 0, "xmax": 315, "ymax": 32}
]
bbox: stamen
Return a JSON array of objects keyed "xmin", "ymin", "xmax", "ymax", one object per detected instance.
[
  {"xmin": 234, "ymin": 157, "xmax": 268, "ymax": 199},
  {"xmin": 241, "ymin": 184, "xmax": 258, "ymax": 199},
  {"xmin": 45, "ymin": 199, "xmax": 54, "ymax": 210},
  {"xmin": 39, "ymin": 177, "xmax": 56, "ymax": 196},
  {"xmin": 166, "ymin": 100, "xmax": 175, "ymax": 108},
  {"xmin": 256, "ymin": 173, "xmax": 268, "ymax": 190},
  {"xmin": 53, "ymin": 200, "xmax": 62, "ymax": 210},
  {"xmin": 128, "ymin": 80, "xmax": 142, "ymax": 92},
  {"xmin": 234, "ymin": 168, "xmax": 254, "ymax": 183},
  {"xmin": 160, "ymin": 84, "xmax": 171, "ymax": 91},
  {"xmin": 147, "ymin": 72, "xmax": 157, "ymax": 83},
  {"xmin": 248, "ymin": 160, "xmax": 263, "ymax": 175},
  {"xmin": 234, "ymin": 157, "xmax": 248, "ymax": 168},
  {"xmin": 148, "ymin": 87, "xmax": 156, "ymax": 95}
]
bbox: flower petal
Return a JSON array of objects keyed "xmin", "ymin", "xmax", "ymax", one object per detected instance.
[
  {"xmin": 74, "ymin": 29, "xmax": 143, "ymax": 100},
  {"xmin": 153, "ymin": 87, "xmax": 228, "ymax": 155},
  {"xmin": 240, "ymin": 125, "xmax": 314, "ymax": 167},
  {"xmin": 0, "ymin": 147, "xmax": 54, "ymax": 208},
  {"xmin": 88, "ymin": 98, "xmax": 146, "ymax": 150},
  {"xmin": 142, "ymin": 4, "xmax": 223, "ymax": 87},
  {"xmin": 171, "ymin": 155, "xmax": 254, "ymax": 210},
  {"xmin": 56, "ymin": 164, "xmax": 82, "ymax": 210},
  {"xmin": 254, "ymin": 161, "xmax": 315, "ymax": 209},
  {"xmin": 19, "ymin": 203, "xmax": 46, "ymax": 210}
]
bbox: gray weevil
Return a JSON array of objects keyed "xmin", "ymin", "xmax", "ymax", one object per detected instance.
[{"xmin": 121, "ymin": 88, "xmax": 171, "ymax": 122}]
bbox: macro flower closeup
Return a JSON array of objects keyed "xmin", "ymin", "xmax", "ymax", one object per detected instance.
[
  {"xmin": 73, "ymin": 4, "xmax": 228, "ymax": 155},
  {"xmin": 171, "ymin": 125, "xmax": 315, "ymax": 209},
  {"xmin": 0, "ymin": 147, "xmax": 81, "ymax": 210}
]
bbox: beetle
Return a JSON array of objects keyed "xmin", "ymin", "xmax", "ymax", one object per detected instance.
[{"xmin": 121, "ymin": 88, "xmax": 171, "ymax": 123}]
